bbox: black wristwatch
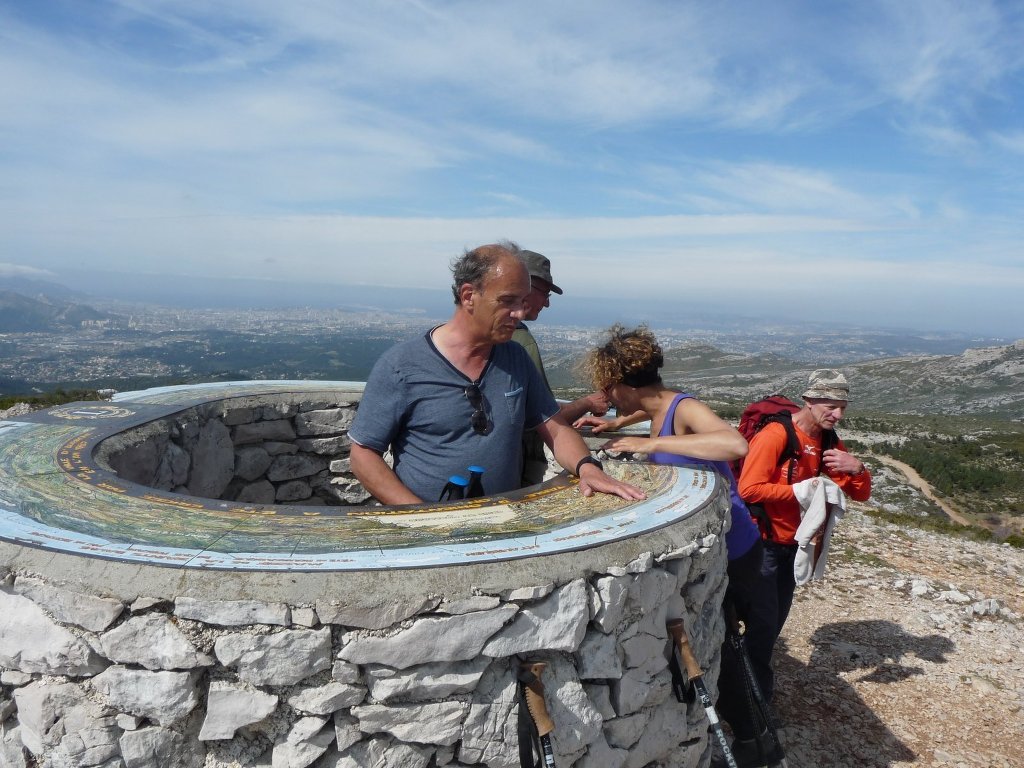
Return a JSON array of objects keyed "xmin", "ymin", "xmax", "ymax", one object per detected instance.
[{"xmin": 574, "ymin": 455, "xmax": 604, "ymax": 476}]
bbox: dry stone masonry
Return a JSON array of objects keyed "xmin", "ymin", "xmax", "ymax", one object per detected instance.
[
  {"xmin": 1, "ymin": 390, "xmax": 734, "ymax": 767},
  {"xmin": 0, "ymin": 537, "xmax": 728, "ymax": 768},
  {"xmin": 94, "ymin": 394, "xmax": 369, "ymax": 507}
]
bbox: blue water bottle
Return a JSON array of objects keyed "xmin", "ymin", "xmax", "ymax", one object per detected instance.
[
  {"xmin": 439, "ymin": 475, "xmax": 469, "ymax": 501},
  {"xmin": 466, "ymin": 465, "xmax": 485, "ymax": 498}
]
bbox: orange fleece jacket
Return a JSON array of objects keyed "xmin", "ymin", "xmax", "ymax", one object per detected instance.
[{"xmin": 738, "ymin": 421, "xmax": 871, "ymax": 545}]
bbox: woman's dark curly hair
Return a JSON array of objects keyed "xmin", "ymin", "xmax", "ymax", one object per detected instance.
[{"xmin": 581, "ymin": 324, "xmax": 663, "ymax": 390}]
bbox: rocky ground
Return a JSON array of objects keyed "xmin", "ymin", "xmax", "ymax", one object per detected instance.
[{"xmin": 764, "ymin": 505, "xmax": 1023, "ymax": 768}]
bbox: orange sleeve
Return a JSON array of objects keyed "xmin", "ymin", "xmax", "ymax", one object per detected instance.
[
  {"xmin": 737, "ymin": 422, "xmax": 797, "ymax": 505},
  {"xmin": 824, "ymin": 438, "xmax": 872, "ymax": 501}
]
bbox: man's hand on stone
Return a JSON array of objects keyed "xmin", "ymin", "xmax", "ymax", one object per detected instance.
[{"xmin": 577, "ymin": 464, "xmax": 646, "ymax": 501}]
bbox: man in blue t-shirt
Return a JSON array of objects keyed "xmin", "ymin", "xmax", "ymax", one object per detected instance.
[{"xmin": 349, "ymin": 242, "xmax": 646, "ymax": 505}]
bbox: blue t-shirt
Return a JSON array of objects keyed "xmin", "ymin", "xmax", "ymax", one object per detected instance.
[
  {"xmin": 648, "ymin": 393, "xmax": 760, "ymax": 561},
  {"xmin": 349, "ymin": 329, "xmax": 560, "ymax": 502}
]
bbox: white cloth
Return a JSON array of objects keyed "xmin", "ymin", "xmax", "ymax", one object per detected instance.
[{"xmin": 792, "ymin": 476, "xmax": 847, "ymax": 585}]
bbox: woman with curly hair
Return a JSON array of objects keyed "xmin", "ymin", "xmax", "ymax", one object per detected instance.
[{"xmin": 577, "ymin": 324, "xmax": 770, "ymax": 764}]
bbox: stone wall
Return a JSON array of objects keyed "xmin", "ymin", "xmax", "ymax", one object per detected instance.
[
  {"xmin": 2, "ymin": 389, "xmax": 733, "ymax": 767},
  {"xmin": 94, "ymin": 394, "xmax": 369, "ymax": 506},
  {"xmin": 0, "ymin": 531, "xmax": 727, "ymax": 768}
]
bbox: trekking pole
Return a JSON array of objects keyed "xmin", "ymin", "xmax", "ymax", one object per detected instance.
[
  {"xmin": 517, "ymin": 660, "xmax": 557, "ymax": 768},
  {"xmin": 667, "ymin": 619, "xmax": 739, "ymax": 768},
  {"xmin": 724, "ymin": 600, "xmax": 789, "ymax": 768}
]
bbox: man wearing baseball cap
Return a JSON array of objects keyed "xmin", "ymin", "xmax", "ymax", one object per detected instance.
[
  {"xmin": 734, "ymin": 368, "xmax": 871, "ymax": 760},
  {"xmin": 513, "ymin": 249, "xmax": 610, "ymax": 484}
]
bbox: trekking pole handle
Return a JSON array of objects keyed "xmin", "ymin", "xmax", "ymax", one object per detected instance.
[
  {"xmin": 519, "ymin": 661, "xmax": 555, "ymax": 737},
  {"xmin": 667, "ymin": 619, "xmax": 703, "ymax": 681}
]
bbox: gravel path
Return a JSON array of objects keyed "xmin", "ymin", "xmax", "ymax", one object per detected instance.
[{"xmin": 767, "ymin": 505, "xmax": 1023, "ymax": 767}]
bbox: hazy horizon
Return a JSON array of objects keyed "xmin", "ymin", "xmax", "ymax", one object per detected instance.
[{"xmin": 2, "ymin": 2, "xmax": 1024, "ymax": 337}]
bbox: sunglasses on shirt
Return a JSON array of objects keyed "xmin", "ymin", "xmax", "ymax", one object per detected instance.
[{"xmin": 464, "ymin": 384, "xmax": 491, "ymax": 435}]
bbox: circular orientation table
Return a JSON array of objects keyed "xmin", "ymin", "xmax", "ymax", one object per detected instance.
[{"xmin": 0, "ymin": 381, "xmax": 724, "ymax": 572}]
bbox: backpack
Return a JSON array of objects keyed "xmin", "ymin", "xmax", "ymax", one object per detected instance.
[{"xmin": 732, "ymin": 395, "xmax": 838, "ymax": 540}]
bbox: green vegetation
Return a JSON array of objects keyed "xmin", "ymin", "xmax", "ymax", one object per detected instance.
[{"xmin": 0, "ymin": 388, "xmax": 106, "ymax": 411}]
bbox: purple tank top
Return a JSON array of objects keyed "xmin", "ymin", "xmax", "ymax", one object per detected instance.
[{"xmin": 648, "ymin": 393, "xmax": 760, "ymax": 560}]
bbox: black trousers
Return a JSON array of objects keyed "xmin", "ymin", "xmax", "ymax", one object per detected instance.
[
  {"xmin": 716, "ymin": 539, "xmax": 765, "ymax": 740},
  {"xmin": 744, "ymin": 540, "xmax": 798, "ymax": 706}
]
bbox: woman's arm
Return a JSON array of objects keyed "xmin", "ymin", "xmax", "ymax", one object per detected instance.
[{"xmin": 601, "ymin": 398, "xmax": 748, "ymax": 461}]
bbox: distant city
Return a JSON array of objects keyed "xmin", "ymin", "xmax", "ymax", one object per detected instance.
[{"xmin": 0, "ymin": 273, "xmax": 1015, "ymax": 398}]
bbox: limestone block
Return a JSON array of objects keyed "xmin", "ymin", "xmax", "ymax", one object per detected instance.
[
  {"xmin": 99, "ymin": 614, "xmax": 213, "ymax": 670},
  {"xmin": 578, "ymin": 733, "xmax": 628, "ymax": 768},
  {"xmin": 320, "ymin": 477, "xmax": 370, "ymax": 504},
  {"xmin": 331, "ymin": 661, "xmax": 360, "ymax": 684},
  {"xmin": 626, "ymin": 568, "xmax": 679, "ymax": 621},
  {"xmin": 130, "ymin": 597, "xmax": 168, "ymax": 613},
  {"xmin": 498, "ymin": 583, "xmax": 554, "ymax": 601},
  {"xmin": 116, "ymin": 714, "xmax": 141, "ymax": 731},
  {"xmin": 263, "ymin": 441, "xmax": 299, "ymax": 455},
  {"xmin": 267, "ymin": 454, "xmax": 327, "ymax": 482},
  {"xmin": 236, "ymin": 479, "xmax": 276, "ymax": 504},
  {"xmin": 13, "ymin": 681, "xmax": 92, "ymax": 754},
  {"xmin": 459, "ymin": 662, "xmax": 519, "ymax": 767},
  {"xmin": 232, "ymin": 418, "xmax": 296, "ymax": 444},
  {"xmin": 482, "ymin": 579, "xmax": 589, "ymax": 656},
  {"xmin": 621, "ymin": 630, "xmax": 669, "ymax": 678},
  {"xmin": 605, "ymin": 551, "xmax": 654, "ymax": 576},
  {"xmin": 338, "ymin": 605, "xmax": 517, "ymax": 669},
  {"xmin": 296, "ymin": 435, "xmax": 350, "ymax": 454},
  {"xmin": 623, "ymin": 699, "xmax": 693, "ymax": 768},
  {"xmin": 294, "ymin": 408, "xmax": 354, "ymax": 436},
  {"xmin": 332, "ymin": 713, "xmax": 360, "ymax": 754},
  {"xmin": 91, "ymin": 666, "xmax": 199, "ymax": 726},
  {"xmin": 0, "ymin": 592, "xmax": 107, "ymax": 676},
  {"xmin": 592, "ymin": 575, "xmax": 629, "ymax": 633},
  {"xmin": 316, "ymin": 595, "xmax": 440, "ymax": 630},
  {"xmin": 175, "ymin": 597, "xmax": 291, "ymax": 627},
  {"xmin": 222, "ymin": 407, "xmax": 255, "ymax": 426},
  {"xmin": 610, "ymin": 667, "xmax": 673, "ymax": 717},
  {"xmin": 261, "ymin": 401, "xmax": 299, "ymax": 420},
  {"xmin": 434, "ymin": 595, "xmax": 501, "ymax": 615},
  {"xmin": 287, "ymin": 682, "xmax": 365, "ymax": 715},
  {"xmin": 319, "ymin": 736, "xmax": 430, "ymax": 768},
  {"xmin": 576, "ymin": 630, "xmax": 622, "ymax": 680},
  {"xmin": 234, "ymin": 446, "xmax": 273, "ymax": 481},
  {"xmin": 351, "ymin": 701, "xmax": 468, "ymax": 746},
  {"xmin": 186, "ymin": 418, "xmax": 234, "ymax": 498},
  {"xmin": 0, "ymin": 725, "xmax": 27, "ymax": 768},
  {"xmin": 51, "ymin": 720, "xmax": 120, "ymax": 767},
  {"xmin": 106, "ymin": 432, "xmax": 167, "ymax": 486},
  {"xmin": 291, "ymin": 607, "xmax": 319, "ymax": 628},
  {"xmin": 271, "ymin": 716, "xmax": 334, "ymax": 768},
  {"xmin": 276, "ymin": 479, "xmax": 312, "ymax": 502},
  {"xmin": 1, "ymin": 671, "xmax": 32, "ymax": 687},
  {"xmin": 365, "ymin": 656, "xmax": 491, "ymax": 703},
  {"xmin": 12, "ymin": 575, "xmax": 124, "ymax": 632},
  {"xmin": 603, "ymin": 711, "xmax": 648, "ymax": 749},
  {"xmin": 533, "ymin": 656, "xmax": 603, "ymax": 759},
  {"xmin": 214, "ymin": 628, "xmax": 331, "ymax": 686},
  {"xmin": 328, "ymin": 458, "xmax": 350, "ymax": 473},
  {"xmin": 583, "ymin": 682, "xmax": 616, "ymax": 720},
  {"xmin": 154, "ymin": 441, "xmax": 190, "ymax": 490},
  {"xmin": 198, "ymin": 682, "xmax": 278, "ymax": 741},
  {"xmin": 120, "ymin": 725, "xmax": 205, "ymax": 768}
]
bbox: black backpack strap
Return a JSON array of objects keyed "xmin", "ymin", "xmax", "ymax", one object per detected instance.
[{"xmin": 764, "ymin": 412, "xmax": 801, "ymax": 483}]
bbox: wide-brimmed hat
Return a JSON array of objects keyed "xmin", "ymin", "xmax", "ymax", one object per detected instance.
[
  {"xmin": 520, "ymin": 250, "xmax": 563, "ymax": 295},
  {"xmin": 801, "ymin": 369, "xmax": 849, "ymax": 402}
]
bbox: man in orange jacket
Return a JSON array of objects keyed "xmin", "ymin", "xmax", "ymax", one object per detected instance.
[{"xmin": 737, "ymin": 369, "xmax": 871, "ymax": 712}]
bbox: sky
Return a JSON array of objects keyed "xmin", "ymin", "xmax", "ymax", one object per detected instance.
[{"xmin": 1, "ymin": 0, "xmax": 1023, "ymax": 337}]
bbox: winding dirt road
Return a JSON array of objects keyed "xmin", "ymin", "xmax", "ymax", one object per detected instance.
[{"xmin": 869, "ymin": 454, "xmax": 971, "ymax": 526}]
